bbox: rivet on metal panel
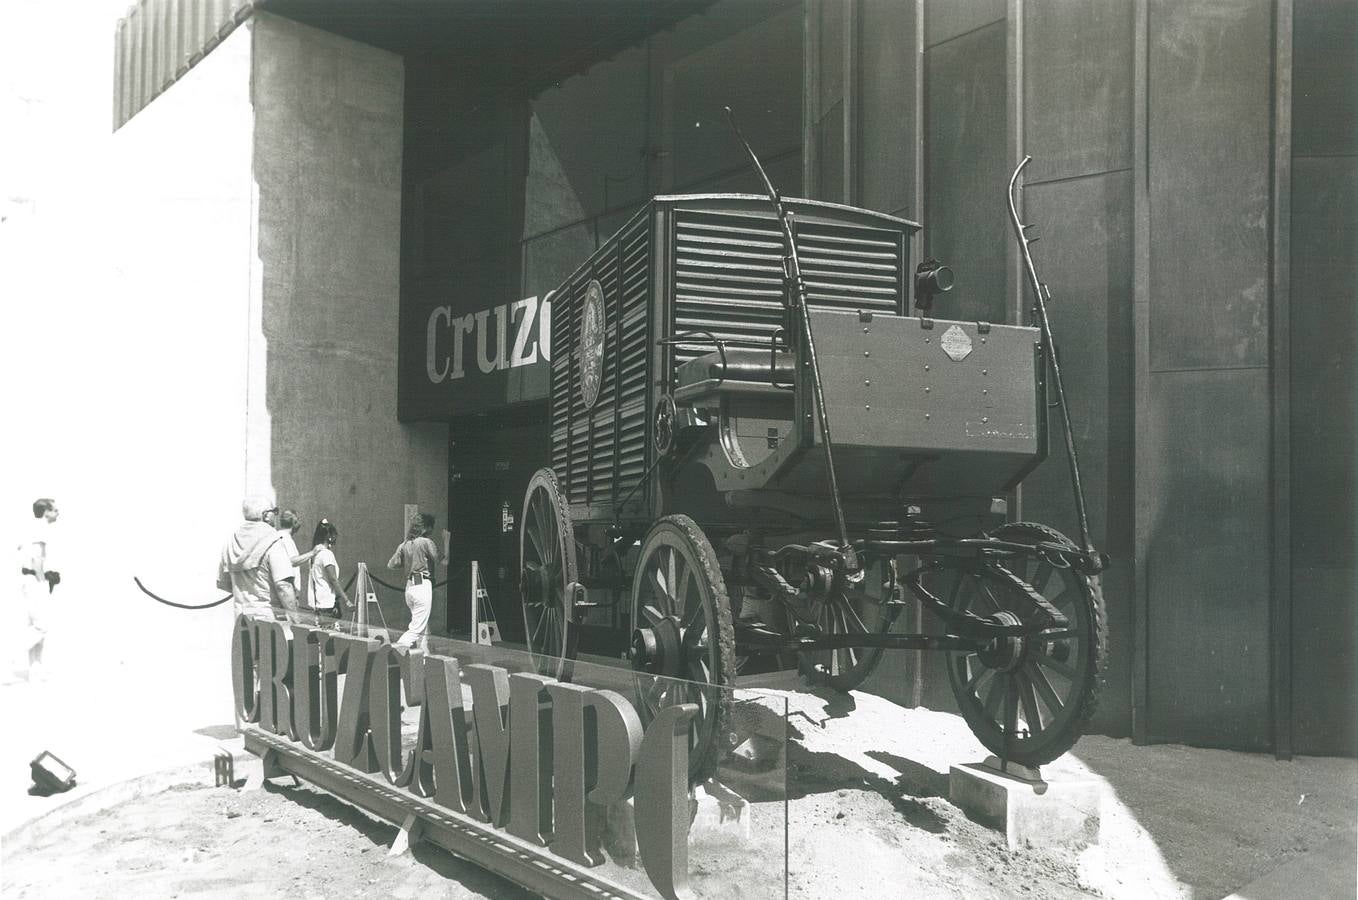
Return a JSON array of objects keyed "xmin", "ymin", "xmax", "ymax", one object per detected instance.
[
  {"xmin": 983, "ymin": 389, "xmax": 989, "ymax": 395},
  {"xmin": 924, "ymin": 387, "xmax": 930, "ymax": 393},
  {"xmin": 864, "ymin": 351, "xmax": 870, "ymax": 357},
  {"xmin": 864, "ymin": 380, "xmax": 871, "ymax": 386},
  {"xmin": 865, "ymin": 405, "xmax": 871, "ymax": 410},
  {"xmin": 863, "ymin": 327, "xmax": 870, "ymax": 333},
  {"xmin": 925, "ymin": 338, "xmax": 930, "ymax": 343},
  {"xmin": 924, "ymin": 365, "xmax": 930, "ymax": 372},
  {"xmin": 982, "ymin": 369, "xmax": 988, "ymax": 376},
  {"xmin": 981, "ymin": 337, "xmax": 987, "ymax": 343},
  {"xmin": 925, "ymin": 413, "xmax": 931, "ymax": 420},
  {"xmin": 982, "ymin": 417, "xmax": 989, "ymax": 423}
]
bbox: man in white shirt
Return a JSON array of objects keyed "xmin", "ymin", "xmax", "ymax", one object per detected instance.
[
  {"xmin": 218, "ymin": 497, "xmax": 298, "ymax": 622},
  {"xmin": 15, "ymin": 498, "xmax": 59, "ymax": 680}
]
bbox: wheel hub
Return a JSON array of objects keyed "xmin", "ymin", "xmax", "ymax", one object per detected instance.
[
  {"xmin": 631, "ymin": 616, "xmax": 685, "ymax": 677},
  {"xmin": 520, "ymin": 565, "xmax": 555, "ymax": 607},
  {"xmin": 978, "ymin": 611, "xmax": 1026, "ymax": 672}
]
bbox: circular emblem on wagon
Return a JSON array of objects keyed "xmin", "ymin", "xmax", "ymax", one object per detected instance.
[
  {"xmin": 941, "ymin": 324, "xmax": 973, "ymax": 362},
  {"xmin": 579, "ymin": 279, "xmax": 606, "ymax": 408}
]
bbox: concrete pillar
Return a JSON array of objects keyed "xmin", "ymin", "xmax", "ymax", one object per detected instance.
[{"xmin": 249, "ymin": 12, "xmax": 448, "ymax": 634}]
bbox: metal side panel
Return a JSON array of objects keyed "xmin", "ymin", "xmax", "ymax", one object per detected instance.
[{"xmin": 809, "ymin": 309, "xmax": 1042, "ymax": 458}]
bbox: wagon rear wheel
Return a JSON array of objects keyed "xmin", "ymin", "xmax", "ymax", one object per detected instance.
[
  {"xmin": 937, "ymin": 523, "xmax": 1105, "ymax": 766},
  {"xmin": 630, "ymin": 515, "xmax": 736, "ymax": 784},
  {"xmin": 519, "ymin": 468, "xmax": 579, "ymax": 680}
]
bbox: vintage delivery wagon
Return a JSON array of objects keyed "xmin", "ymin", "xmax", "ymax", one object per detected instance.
[{"xmin": 518, "ymin": 159, "xmax": 1107, "ymax": 782}]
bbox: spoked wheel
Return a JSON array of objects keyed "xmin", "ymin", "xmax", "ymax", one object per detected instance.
[
  {"xmin": 932, "ymin": 523, "xmax": 1105, "ymax": 766},
  {"xmin": 799, "ymin": 560, "xmax": 903, "ymax": 691},
  {"xmin": 519, "ymin": 468, "xmax": 579, "ymax": 680},
  {"xmin": 630, "ymin": 515, "xmax": 737, "ymax": 784}
]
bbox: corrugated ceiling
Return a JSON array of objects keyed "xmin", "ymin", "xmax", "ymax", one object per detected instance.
[{"xmin": 113, "ymin": 0, "xmax": 714, "ymax": 130}]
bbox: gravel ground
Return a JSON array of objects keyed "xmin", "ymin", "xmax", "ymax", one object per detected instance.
[
  {"xmin": 3, "ymin": 680, "xmax": 1353, "ymax": 899},
  {"xmin": 3, "ymin": 779, "xmax": 535, "ymax": 900}
]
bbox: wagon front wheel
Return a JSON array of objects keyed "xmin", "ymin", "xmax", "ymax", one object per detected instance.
[
  {"xmin": 630, "ymin": 515, "xmax": 736, "ymax": 784},
  {"xmin": 799, "ymin": 568, "xmax": 903, "ymax": 692},
  {"xmin": 939, "ymin": 523, "xmax": 1106, "ymax": 766},
  {"xmin": 519, "ymin": 468, "xmax": 579, "ymax": 680}
]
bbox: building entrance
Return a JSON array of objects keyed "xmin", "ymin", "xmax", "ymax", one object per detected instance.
[{"xmin": 446, "ymin": 407, "xmax": 549, "ymax": 643}]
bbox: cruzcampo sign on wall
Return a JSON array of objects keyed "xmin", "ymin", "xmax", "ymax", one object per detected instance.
[
  {"xmin": 399, "ymin": 287, "xmax": 553, "ymax": 420},
  {"xmin": 232, "ymin": 615, "xmax": 708, "ymax": 900}
]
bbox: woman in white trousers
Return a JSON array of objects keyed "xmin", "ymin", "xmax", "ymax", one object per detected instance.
[{"xmin": 388, "ymin": 513, "xmax": 440, "ymax": 648}]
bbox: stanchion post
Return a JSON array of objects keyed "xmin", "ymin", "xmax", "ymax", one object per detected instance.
[
  {"xmin": 355, "ymin": 562, "xmax": 370, "ymax": 630},
  {"xmin": 470, "ymin": 560, "xmax": 480, "ymax": 642}
]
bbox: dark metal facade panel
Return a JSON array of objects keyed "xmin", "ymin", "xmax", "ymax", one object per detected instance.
[
  {"xmin": 1022, "ymin": 0, "xmax": 1133, "ymax": 184},
  {"xmin": 923, "ymin": 21, "xmax": 1008, "ymax": 326},
  {"xmin": 858, "ymin": 0, "xmax": 919, "ymax": 218},
  {"xmin": 1146, "ymin": 369, "xmax": 1271, "ymax": 751},
  {"xmin": 113, "ymin": 0, "xmax": 255, "ymax": 131},
  {"xmin": 1147, "ymin": 0, "xmax": 1272, "ymax": 371},
  {"xmin": 1020, "ymin": 171, "xmax": 1135, "ymax": 737},
  {"xmin": 924, "ymin": 0, "xmax": 1003, "ymax": 48},
  {"xmin": 1268, "ymin": 0, "xmax": 1294, "ymax": 760},
  {"xmin": 1289, "ymin": 155, "xmax": 1358, "ymax": 756},
  {"xmin": 1293, "ymin": 0, "xmax": 1358, "ymax": 157}
]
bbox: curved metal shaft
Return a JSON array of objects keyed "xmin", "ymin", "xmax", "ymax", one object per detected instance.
[
  {"xmin": 724, "ymin": 106, "xmax": 853, "ymax": 558},
  {"xmin": 1007, "ymin": 157, "xmax": 1096, "ymax": 556}
]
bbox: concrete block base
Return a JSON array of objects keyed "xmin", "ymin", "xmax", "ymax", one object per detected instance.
[
  {"xmin": 949, "ymin": 758, "xmax": 1101, "ymax": 850},
  {"xmin": 689, "ymin": 781, "xmax": 752, "ymax": 847},
  {"xmin": 600, "ymin": 782, "xmax": 751, "ymax": 864}
]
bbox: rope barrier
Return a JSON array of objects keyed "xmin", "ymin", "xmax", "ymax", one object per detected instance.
[
  {"xmin": 136, "ymin": 561, "xmax": 473, "ymax": 611},
  {"xmin": 134, "ymin": 577, "xmax": 233, "ymax": 610},
  {"xmin": 366, "ymin": 562, "xmax": 468, "ymax": 593}
]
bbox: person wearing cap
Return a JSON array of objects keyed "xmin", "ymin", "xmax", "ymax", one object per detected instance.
[{"xmin": 218, "ymin": 497, "xmax": 299, "ymax": 622}]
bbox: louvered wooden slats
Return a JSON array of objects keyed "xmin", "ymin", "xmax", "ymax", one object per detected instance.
[
  {"xmin": 549, "ymin": 198, "xmax": 908, "ymax": 514},
  {"xmin": 551, "ymin": 213, "xmax": 651, "ymax": 507},
  {"xmin": 672, "ymin": 208, "xmax": 905, "ymax": 371},
  {"xmin": 614, "ymin": 219, "xmax": 651, "ymax": 500}
]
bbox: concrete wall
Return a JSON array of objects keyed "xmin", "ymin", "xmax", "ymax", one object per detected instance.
[{"xmin": 249, "ymin": 13, "xmax": 448, "ymax": 632}]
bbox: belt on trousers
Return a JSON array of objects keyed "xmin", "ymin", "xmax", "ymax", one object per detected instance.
[{"xmin": 408, "ymin": 572, "xmax": 428, "ymax": 585}]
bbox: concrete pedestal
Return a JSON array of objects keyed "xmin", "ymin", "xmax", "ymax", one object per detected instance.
[
  {"xmin": 689, "ymin": 781, "xmax": 752, "ymax": 846},
  {"xmin": 949, "ymin": 758, "xmax": 1102, "ymax": 850}
]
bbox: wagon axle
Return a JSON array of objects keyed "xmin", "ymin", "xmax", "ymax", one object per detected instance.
[{"xmin": 732, "ymin": 619, "xmax": 1030, "ymax": 657}]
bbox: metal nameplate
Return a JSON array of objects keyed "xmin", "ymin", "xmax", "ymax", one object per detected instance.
[{"xmin": 941, "ymin": 324, "xmax": 973, "ymax": 361}]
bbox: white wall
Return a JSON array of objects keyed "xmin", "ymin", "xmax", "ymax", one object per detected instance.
[{"xmin": 0, "ymin": 21, "xmax": 255, "ymax": 704}]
